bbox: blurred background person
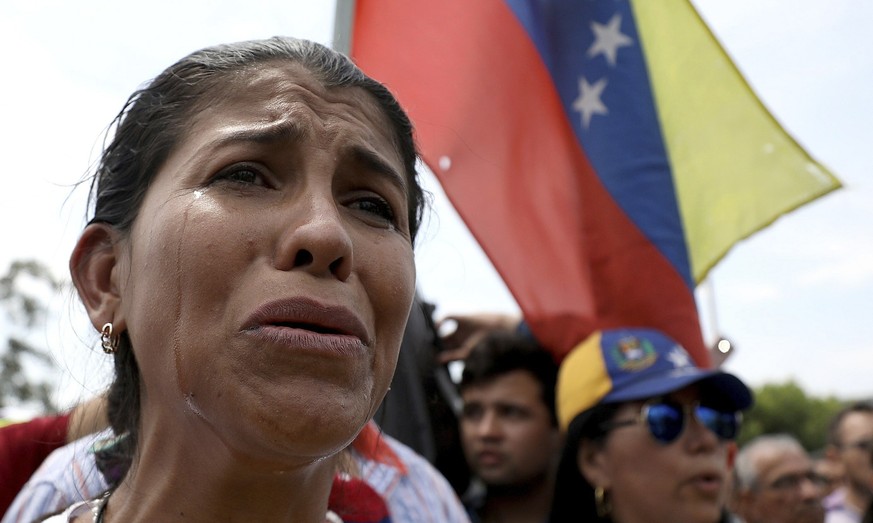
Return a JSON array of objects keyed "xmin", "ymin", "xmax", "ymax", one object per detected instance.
[
  {"xmin": 458, "ymin": 331, "xmax": 562, "ymax": 523},
  {"xmin": 550, "ymin": 328, "xmax": 753, "ymax": 523},
  {"xmin": 814, "ymin": 453, "xmax": 846, "ymax": 499},
  {"xmin": 732, "ymin": 433, "xmax": 824, "ymax": 523},
  {"xmin": 825, "ymin": 402, "xmax": 873, "ymax": 523}
]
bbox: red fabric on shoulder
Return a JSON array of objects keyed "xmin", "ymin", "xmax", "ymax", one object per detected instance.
[
  {"xmin": 329, "ymin": 474, "xmax": 392, "ymax": 523},
  {"xmin": 351, "ymin": 421, "xmax": 407, "ymax": 476},
  {"xmin": 0, "ymin": 414, "xmax": 71, "ymax": 514}
]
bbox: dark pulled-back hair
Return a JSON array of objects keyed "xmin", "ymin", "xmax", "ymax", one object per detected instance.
[
  {"xmin": 460, "ymin": 331, "xmax": 559, "ymax": 426},
  {"xmin": 549, "ymin": 403, "xmax": 623, "ymax": 523},
  {"xmin": 83, "ymin": 36, "xmax": 424, "ymax": 483},
  {"xmin": 90, "ymin": 36, "xmax": 423, "ymax": 237}
]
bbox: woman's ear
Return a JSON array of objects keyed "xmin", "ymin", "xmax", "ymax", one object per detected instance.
[
  {"xmin": 69, "ymin": 223, "xmax": 126, "ymax": 332},
  {"xmin": 577, "ymin": 438, "xmax": 612, "ymax": 490}
]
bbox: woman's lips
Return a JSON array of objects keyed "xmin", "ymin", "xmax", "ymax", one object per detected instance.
[
  {"xmin": 247, "ymin": 324, "xmax": 368, "ymax": 355},
  {"xmin": 242, "ymin": 297, "xmax": 372, "ymax": 353},
  {"xmin": 687, "ymin": 471, "xmax": 725, "ymax": 497}
]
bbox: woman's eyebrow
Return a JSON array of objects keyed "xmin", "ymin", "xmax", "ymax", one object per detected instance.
[
  {"xmin": 210, "ymin": 120, "xmax": 308, "ymax": 148},
  {"xmin": 198, "ymin": 121, "xmax": 407, "ymax": 192},
  {"xmin": 348, "ymin": 145, "xmax": 407, "ymax": 193}
]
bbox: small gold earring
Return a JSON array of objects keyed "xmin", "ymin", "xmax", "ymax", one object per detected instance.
[
  {"xmin": 594, "ymin": 486, "xmax": 612, "ymax": 518},
  {"xmin": 101, "ymin": 323, "xmax": 119, "ymax": 354}
]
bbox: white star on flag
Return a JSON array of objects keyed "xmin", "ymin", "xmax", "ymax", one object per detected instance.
[
  {"xmin": 667, "ymin": 347, "xmax": 692, "ymax": 369},
  {"xmin": 572, "ymin": 76, "xmax": 608, "ymax": 129},
  {"xmin": 587, "ymin": 13, "xmax": 633, "ymax": 67}
]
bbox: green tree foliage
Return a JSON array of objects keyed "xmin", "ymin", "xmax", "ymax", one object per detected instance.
[
  {"xmin": 0, "ymin": 259, "xmax": 61, "ymax": 413},
  {"xmin": 738, "ymin": 380, "xmax": 846, "ymax": 452}
]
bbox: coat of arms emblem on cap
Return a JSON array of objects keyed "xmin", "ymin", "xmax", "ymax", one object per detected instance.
[{"xmin": 610, "ymin": 335, "xmax": 657, "ymax": 372}]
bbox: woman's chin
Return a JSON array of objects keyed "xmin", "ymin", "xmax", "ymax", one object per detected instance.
[{"xmin": 232, "ymin": 394, "xmax": 373, "ymax": 462}]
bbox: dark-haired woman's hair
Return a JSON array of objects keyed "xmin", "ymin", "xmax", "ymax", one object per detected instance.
[
  {"xmin": 549, "ymin": 402, "xmax": 622, "ymax": 523},
  {"xmin": 82, "ymin": 36, "xmax": 424, "ymax": 485}
]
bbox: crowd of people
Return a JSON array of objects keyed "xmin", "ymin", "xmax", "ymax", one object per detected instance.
[
  {"xmin": 1, "ymin": 35, "xmax": 872, "ymax": 522},
  {"xmin": 443, "ymin": 318, "xmax": 873, "ymax": 523},
  {"xmin": 6, "ymin": 310, "xmax": 871, "ymax": 523}
]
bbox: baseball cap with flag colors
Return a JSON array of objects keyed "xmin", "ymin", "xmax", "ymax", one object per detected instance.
[{"xmin": 557, "ymin": 328, "xmax": 753, "ymax": 430}]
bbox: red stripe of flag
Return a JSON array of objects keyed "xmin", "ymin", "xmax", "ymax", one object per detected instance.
[{"xmin": 352, "ymin": 0, "xmax": 708, "ymax": 365}]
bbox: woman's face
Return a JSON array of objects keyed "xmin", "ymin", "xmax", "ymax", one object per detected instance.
[
  {"xmin": 114, "ymin": 61, "xmax": 416, "ymax": 463},
  {"xmin": 580, "ymin": 386, "xmax": 730, "ymax": 523}
]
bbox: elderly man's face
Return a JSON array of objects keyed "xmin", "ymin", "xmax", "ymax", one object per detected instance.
[{"xmin": 739, "ymin": 447, "xmax": 824, "ymax": 523}]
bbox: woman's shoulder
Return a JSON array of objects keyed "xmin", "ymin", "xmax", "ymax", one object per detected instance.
[
  {"xmin": 38, "ymin": 500, "xmax": 95, "ymax": 522},
  {"xmin": 353, "ymin": 428, "xmax": 471, "ymax": 523}
]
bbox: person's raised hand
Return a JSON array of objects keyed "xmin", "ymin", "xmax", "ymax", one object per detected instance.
[{"xmin": 436, "ymin": 313, "xmax": 520, "ymax": 364}]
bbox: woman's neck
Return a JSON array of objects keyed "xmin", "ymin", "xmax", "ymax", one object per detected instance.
[{"xmin": 100, "ymin": 410, "xmax": 341, "ymax": 522}]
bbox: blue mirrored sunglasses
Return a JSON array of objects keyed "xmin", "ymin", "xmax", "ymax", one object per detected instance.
[{"xmin": 603, "ymin": 400, "xmax": 742, "ymax": 444}]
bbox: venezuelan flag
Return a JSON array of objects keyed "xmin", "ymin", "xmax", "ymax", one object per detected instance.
[{"xmin": 351, "ymin": 0, "xmax": 839, "ymax": 366}]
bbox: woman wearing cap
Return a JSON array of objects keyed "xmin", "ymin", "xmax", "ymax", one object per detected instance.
[{"xmin": 549, "ymin": 328, "xmax": 753, "ymax": 523}]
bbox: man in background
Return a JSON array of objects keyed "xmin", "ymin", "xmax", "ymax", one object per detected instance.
[
  {"xmin": 458, "ymin": 331, "xmax": 562, "ymax": 523},
  {"xmin": 731, "ymin": 433, "xmax": 824, "ymax": 523},
  {"xmin": 825, "ymin": 402, "xmax": 873, "ymax": 523}
]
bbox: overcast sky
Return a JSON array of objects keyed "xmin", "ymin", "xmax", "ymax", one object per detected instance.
[{"xmin": 1, "ymin": 0, "xmax": 871, "ymax": 409}]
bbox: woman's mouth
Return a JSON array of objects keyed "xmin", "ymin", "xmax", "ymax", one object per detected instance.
[
  {"xmin": 244, "ymin": 297, "xmax": 371, "ymax": 339},
  {"xmin": 242, "ymin": 296, "xmax": 372, "ymax": 355}
]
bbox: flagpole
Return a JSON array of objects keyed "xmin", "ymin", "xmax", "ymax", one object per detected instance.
[
  {"xmin": 698, "ymin": 277, "xmax": 734, "ymax": 367},
  {"xmin": 697, "ymin": 278, "xmax": 718, "ymax": 344},
  {"xmin": 332, "ymin": 0, "xmax": 356, "ymax": 54}
]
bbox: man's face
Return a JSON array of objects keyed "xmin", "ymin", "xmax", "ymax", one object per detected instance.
[
  {"xmin": 834, "ymin": 411, "xmax": 873, "ymax": 495},
  {"xmin": 739, "ymin": 447, "xmax": 824, "ymax": 523},
  {"xmin": 460, "ymin": 370, "xmax": 561, "ymax": 488}
]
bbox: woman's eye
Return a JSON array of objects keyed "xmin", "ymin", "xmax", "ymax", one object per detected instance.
[
  {"xmin": 211, "ymin": 165, "xmax": 267, "ymax": 187},
  {"xmin": 350, "ymin": 196, "xmax": 397, "ymax": 227}
]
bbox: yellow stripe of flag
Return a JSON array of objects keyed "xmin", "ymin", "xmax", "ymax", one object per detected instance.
[{"xmin": 632, "ymin": 0, "xmax": 841, "ymax": 283}]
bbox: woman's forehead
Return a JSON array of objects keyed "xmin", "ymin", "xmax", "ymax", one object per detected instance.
[
  {"xmin": 621, "ymin": 384, "xmax": 703, "ymax": 410},
  {"xmin": 164, "ymin": 62, "xmax": 403, "ymax": 175},
  {"xmin": 664, "ymin": 384, "xmax": 701, "ymax": 402},
  {"xmin": 259, "ymin": 62, "xmax": 385, "ymax": 116},
  {"xmin": 191, "ymin": 61, "xmax": 397, "ymax": 149}
]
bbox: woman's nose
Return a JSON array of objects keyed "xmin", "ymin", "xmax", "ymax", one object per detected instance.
[
  {"xmin": 684, "ymin": 413, "xmax": 721, "ymax": 453},
  {"xmin": 273, "ymin": 195, "xmax": 353, "ymax": 281}
]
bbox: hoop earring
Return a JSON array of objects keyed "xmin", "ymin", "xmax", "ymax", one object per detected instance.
[
  {"xmin": 101, "ymin": 323, "xmax": 119, "ymax": 354},
  {"xmin": 595, "ymin": 486, "xmax": 612, "ymax": 518}
]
